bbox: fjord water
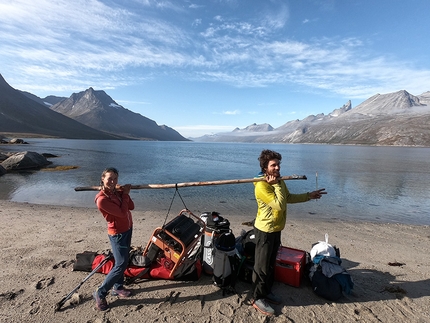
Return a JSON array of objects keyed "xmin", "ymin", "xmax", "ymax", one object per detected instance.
[{"xmin": 1, "ymin": 139, "xmax": 429, "ymax": 225}]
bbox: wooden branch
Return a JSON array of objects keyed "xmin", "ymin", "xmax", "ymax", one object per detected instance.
[{"xmin": 74, "ymin": 175, "xmax": 307, "ymax": 191}]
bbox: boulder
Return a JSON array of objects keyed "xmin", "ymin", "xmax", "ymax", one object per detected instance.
[
  {"xmin": 0, "ymin": 165, "xmax": 6, "ymax": 176},
  {"xmin": 1, "ymin": 151, "xmax": 52, "ymax": 170},
  {"xmin": 9, "ymin": 138, "xmax": 28, "ymax": 144},
  {"xmin": 42, "ymin": 153, "xmax": 59, "ymax": 158},
  {"xmin": 0, "ymin": 152, "xmax": 9, "ymax": 162}
]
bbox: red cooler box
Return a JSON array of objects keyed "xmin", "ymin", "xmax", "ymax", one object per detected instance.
[{"xmin": 274, "ymin": 246, "xmax": 306, "ymax": 287}]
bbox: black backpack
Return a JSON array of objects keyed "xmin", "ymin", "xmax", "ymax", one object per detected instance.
[
  {"xmin": 212, "ymin": 231, "xmax": 239, "ymax": 294},
  {"xmin": 241, "ymin": 229, "xmax": 256, "ymax": 262},
  {"xmin": 234, "ymin": 229, "xmax": 256, "ymax": 284},
  {"xmin": 215, "ymin": 231, "xmax": 236, "ymax": 252},
  {"xmin": 311, "ymin": 268, "xmax": 343, "ymax": 301},
  {"xmin": 201, "ymin": 211, "xmax": 230, "ymax": 232}
]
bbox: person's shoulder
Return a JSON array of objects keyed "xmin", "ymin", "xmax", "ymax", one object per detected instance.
[
  {"xmin": 95, "ymin": 190, "xmax": 108, "ymax": 203},
  {"xmin": 95, "ymin": 190, "xmax": 104, "ymax": 197},
  {"xmin": 254, "ymin": 172, "xmax": 264, "ymax": 179},
  {"xmin": 254, "ymin": 172, "xmax": 265, "ymax": 186}
]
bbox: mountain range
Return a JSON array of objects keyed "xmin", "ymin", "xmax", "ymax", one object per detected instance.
[
  {"xmin": 1, "ymin": 73, "xmax": 429, "ymax": 146},
  {"xmin": 0, "ymin": 74, "xmax": 187, "ymax": 141},
  {"xmin": 193, "ymin": 91, "xmax": 430, "ymax": 146}
]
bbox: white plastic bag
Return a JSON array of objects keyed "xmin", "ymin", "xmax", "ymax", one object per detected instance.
[{"xmin": 310, "ymin": 233, "xmax": 336, "ymax": 261}]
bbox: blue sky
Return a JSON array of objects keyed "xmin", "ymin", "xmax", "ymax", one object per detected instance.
[{"xmin": 1, "ymin": 0, "xmax": 429, "ymax": 138}]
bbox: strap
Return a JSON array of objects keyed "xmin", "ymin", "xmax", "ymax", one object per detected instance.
[
  {"xmin": 162, "ymin": 185, "xmax": 189, "ymax": 227},
  {"xmin": 124, "ymin": 267, "xmax": 150, "ymax": 285}
]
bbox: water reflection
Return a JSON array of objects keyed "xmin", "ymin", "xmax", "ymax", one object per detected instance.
[{"xmin": 0, "ymin": 140, "xmax": 429, "ymax": 225}]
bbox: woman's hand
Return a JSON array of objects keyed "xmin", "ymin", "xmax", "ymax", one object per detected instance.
[{"xmin": 116, "ymin": 184, "xmax": 131, "ymax": 194}]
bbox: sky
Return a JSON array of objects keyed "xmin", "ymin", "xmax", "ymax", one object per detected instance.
[{"xmin": 1, "ymin": 0, "xmax": 430, "ymax": 138}]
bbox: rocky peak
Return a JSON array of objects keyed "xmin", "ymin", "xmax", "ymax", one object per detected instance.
[
  {"xmin": 83, "ymin": 87, "xmax": 96, "ymax": 99},
  {"xmin": 418, "ymin": 91, "xmax": 430, "ymax": 105},
  {"xmin": 350, "ymin": 90, "xmax": 425, "ymax": 116},
  {"xmin": 329, "ymin": 100, "xmax": 352, "ymax": 117},
  {"xmin": 238, "ymin": 123, "xmax": 274, "ymax": 132},
  {"xmin": 52, "ymin": 87, "xmax": 122, "ymax": 117}
]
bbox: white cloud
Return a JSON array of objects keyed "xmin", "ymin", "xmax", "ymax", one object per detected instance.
[
  {"xmin": 2, "ymin": 0, "xmax": 430, "ymax": 100},
  {"xmin": 192, "ymin": 19, "xmax": 202, "ymax": 27},
  {"xmin": 222, "ymin": 110, "xmax": 240, "ymax": 115},
  {"xmin": 262, "ymin": 3, "xmax": 289, "ymax": 29}
]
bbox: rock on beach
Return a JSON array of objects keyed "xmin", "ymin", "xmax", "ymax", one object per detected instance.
[{"xmin": 0, "ymin": 151, "xmax": 51, "ymax": 171}]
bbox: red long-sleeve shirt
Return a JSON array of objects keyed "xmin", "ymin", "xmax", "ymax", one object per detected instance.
[{"xmin": 95, "ymin": 190, "xmax": 134, "ymax": 235}]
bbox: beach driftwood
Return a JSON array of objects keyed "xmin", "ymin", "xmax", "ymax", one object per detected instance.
[{"xmin": 74, "ymin": 175, "xmax": 307, "ymax": 191}]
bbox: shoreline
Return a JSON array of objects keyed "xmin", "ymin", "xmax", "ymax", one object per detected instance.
[
  {"xmin": 2, "ymin": 196, "xmax": 428, "ymax": 226},
  {"xmin": 1, "ymin": 200, "xmax": 429, "ymax": 322},
  {"xmin": 3, "ymin": 198, "xmax": 430, "ymax": 225},
  {"xmin": 2, "ymin": 133, "xmax": 430, "ymax": 147}
]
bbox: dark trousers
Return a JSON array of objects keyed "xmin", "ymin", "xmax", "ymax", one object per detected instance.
[{"xmin": 252, "ymin": 228, "xmax": 281, "ymax": 300}]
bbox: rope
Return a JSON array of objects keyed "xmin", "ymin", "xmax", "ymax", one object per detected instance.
[
  {"xmin": 162, "ymin": 184, "xmax": 189, "ymax": 227},
  {"xmin": 175, "ymin": 184, "xmax": 188, "ymax": 210}
]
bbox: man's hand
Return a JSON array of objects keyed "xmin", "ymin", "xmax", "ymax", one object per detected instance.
[
  {"xmin": 309, "ymin": 188, "xmax": 327, "ymax": 199},
  {"xmin": 266, "ymin": 174, "xmax": 280, "ymax": 185}
]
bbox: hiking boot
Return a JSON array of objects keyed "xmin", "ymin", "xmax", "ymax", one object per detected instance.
[
  {"xmin": 93, "ymin": 291, "xmax": 109, "ymax": 311},
  {"xmin": 252, "ymin": 298, "xmax": 275, "ymax": 316},
  {"xmin": 111, "ymin": 287, "xmax": 131, "ymax": 298},
  {"xmin": 266, "ymin": 292, "xmax": 281, "ymax": 305}
]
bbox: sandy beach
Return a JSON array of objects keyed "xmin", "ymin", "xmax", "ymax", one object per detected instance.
[{"xmin": 0, "ymin": 200, "xmax": 429, "ymax": 323}]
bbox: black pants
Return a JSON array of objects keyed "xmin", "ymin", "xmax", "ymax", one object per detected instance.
[{"xmin": 252, "ymin": 228, "xmax": 281, "ymax": 300}]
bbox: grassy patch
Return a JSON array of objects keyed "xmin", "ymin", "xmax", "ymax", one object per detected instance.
[{"xmin": 42, "ymin": 166, "xmax": 79, "ymax": 171}]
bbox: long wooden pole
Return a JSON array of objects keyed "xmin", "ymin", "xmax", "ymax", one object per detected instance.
[{"xmin": 74, "ymin": 174, "xmax": 307, "ymax": 191}]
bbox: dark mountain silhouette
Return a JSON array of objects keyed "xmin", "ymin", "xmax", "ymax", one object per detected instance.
[
  {"xmin": 49, "ymin": 88, "xmax": 188, "ymax": 141},
  {"xmin": 20, "ymin": 91, "xmax": 66, "ymax": 107},
  {"xmin": 20, "ymin": 91, "xmax": 49, "ymax": 107},
  {"xmin": 0, "ymin": 74, "xmax": 125, "ymax": 139},
  {"xmin": 195, "ymin": 91, "xmax": 430, "ymax": 146},
  {"xmin": 44, "ymin": 95, "xmax": 66, "ymax": 106}
]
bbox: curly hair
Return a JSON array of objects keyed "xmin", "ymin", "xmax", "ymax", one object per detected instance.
[{"xmin": 258, "ymin": 149, "xmax": 282, "ymax": 173}]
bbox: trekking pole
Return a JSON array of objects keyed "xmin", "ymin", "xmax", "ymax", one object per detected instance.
[
  {"xmin": 54, "ymin": 253, "xmax": 112, "ymax": 311},
  {"xmin": 316, "ymin": 171, "xmax": 318, "ymax": 191},
  {"xmin": 315, "ymin": 171, "xmax": 318, "ymax": 202}
]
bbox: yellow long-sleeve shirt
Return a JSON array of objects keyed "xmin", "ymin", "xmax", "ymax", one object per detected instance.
[{"xmin": 254, "ymin": 175, "xmax": 309, "ymax": 233}]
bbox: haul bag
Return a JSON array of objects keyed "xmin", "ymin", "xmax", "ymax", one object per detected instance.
[
  {"xmin": 73, "ymin": 251, "xmax": 98, "ymax": 271},
  {"xmin": 90, "ymin": 253, "xmax": 201, "ymax": 281},
  {"xmin": 311, "ymin": 269, "xmax": 343, "ymax": 301},
  {"xmin": 91, "ymin": 254, "xmax": 148, "ymax": 277}
]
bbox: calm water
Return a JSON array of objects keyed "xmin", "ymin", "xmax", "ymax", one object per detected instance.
[{"xmin": 1, "ymin": 139, "xmax": 429, "ymax": 226}]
